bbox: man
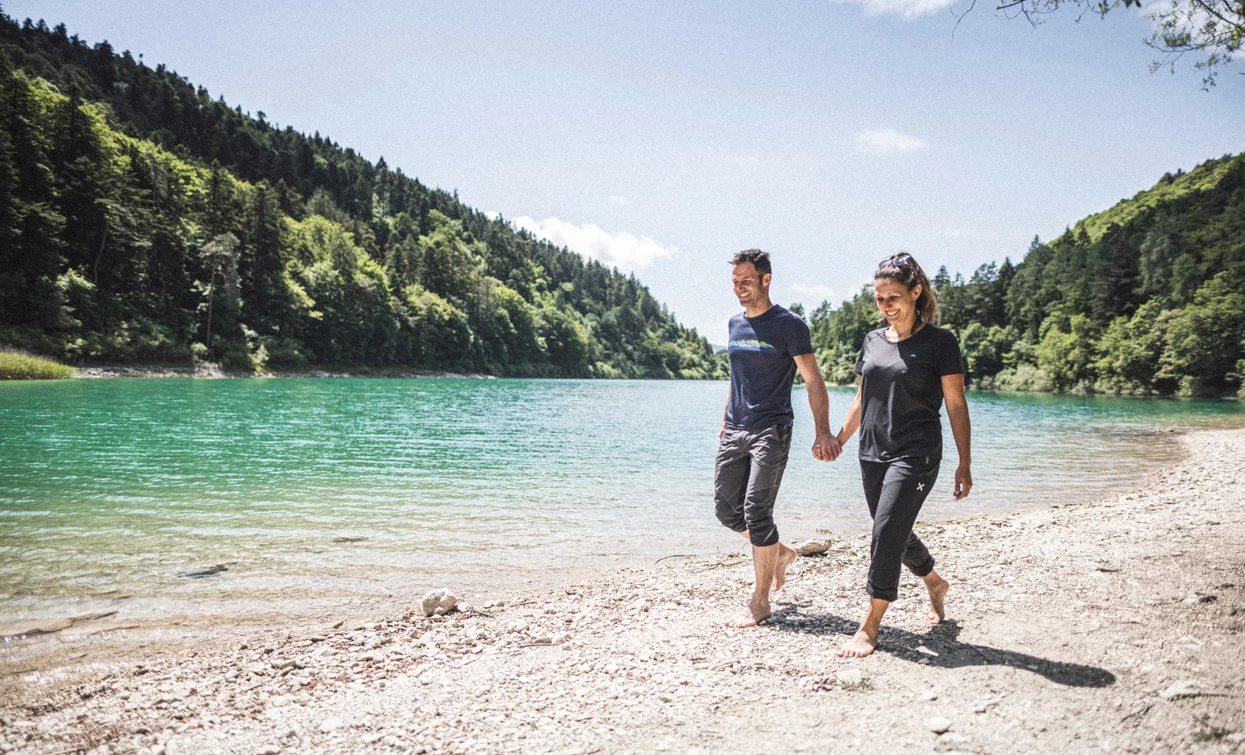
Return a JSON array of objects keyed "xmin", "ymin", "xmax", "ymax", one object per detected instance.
[{"xmin": 716, "ymin": 249, "xmax": 841, "ymax": 628}]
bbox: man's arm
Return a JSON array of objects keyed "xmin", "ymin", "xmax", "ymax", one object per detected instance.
[{"xmin": 794, "ymin": 353, "xmax": 841, "ymax": 462}]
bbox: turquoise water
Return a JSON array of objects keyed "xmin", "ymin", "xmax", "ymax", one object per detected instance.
[{"xmin": 1, "ymin": 378, "xmax": 1242, "ymax": 627}]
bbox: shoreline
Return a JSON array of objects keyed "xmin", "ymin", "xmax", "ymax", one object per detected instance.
[
  {"xmin": 70, "ymin": 365, "xmax": 498, "ymax": 380},
  {"xmin": 48, "ymin": 368, "xmax": 1245, "ymax": 400},
  {"xmin": 2, "ymin": 430, "xmax": 1243, "ymax": 752}
]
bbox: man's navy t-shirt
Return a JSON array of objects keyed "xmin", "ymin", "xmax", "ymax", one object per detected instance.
[{"xmin": 724, "ymin": 305, "xmax": 813, "ymax": 432}]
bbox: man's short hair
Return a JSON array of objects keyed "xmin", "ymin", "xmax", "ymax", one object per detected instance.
[{"xmin": 730, "ymin": 248, "xmax": 771, "ymax": 277}]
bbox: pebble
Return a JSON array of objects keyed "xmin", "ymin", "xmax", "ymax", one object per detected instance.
[
  {"xmin": 256, "ymin": 746, "xmax": 280, "ymax": 755},
  {"xmin": 835, "ymin": 669, "xmax": 864, "ymax": 686},
  {"xmin": 1158, "ymin": 680, "xmax": 1201, "ymax": 699},
  {"xmin": 422, "ymin": 589, "xmax": 458, "ymax": 617},
  {"xmin": 928, "ymin": 717, "xmax": 953, "ymax": 734},
  {"xmin": 319, "ymin": 718, "xmax": 344, "ymax": 733},
  {"xmin": 793, "ymin": 537, "xmax": 833, "ymax": 556}
]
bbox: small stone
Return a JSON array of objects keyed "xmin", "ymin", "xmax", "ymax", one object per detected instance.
[
  {"xmin": 1225, "ymin": 732, "xmax": 1245, "ymax": 744},
  {"xmin": 179, "ymin": 564, "xmax": 229, "ymax": 579},
  {"xmin": 918, "ymin": 690, "xmax": 938, "ymax": 702},
  {"xmin": 422, "ymin": 589, "xmax": 458, "ymax": 617},
  {"xmin": 927, "ymin": 717, "xmax": 952, "ymax": 734},
  {"xmin": 793, "ymin": 537, "xmax": 832, "ymax": 556},
  {"xmin": 939, "ymin": 732, "xmax": 971, "ymax": 745},
  {"xmin": 835, "ymin": 669, "xmax": 864, "ymax": 686},
  {"xmin": 1158, "ymin": 680, "xmax": 1201, "ymax": 699},
  {"xmin": 257, "ymin": 746, "xmax": 280, "ymax": 755},
  {"xmin": 319, "ymin": 718, "xmax": 344, "ymax": 733}
]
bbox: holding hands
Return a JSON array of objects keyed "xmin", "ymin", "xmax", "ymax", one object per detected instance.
[{"xmin": 812, "ymin": 432, "xmax": 842, "ymax": 462}]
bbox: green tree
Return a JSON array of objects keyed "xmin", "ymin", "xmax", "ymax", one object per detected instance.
[{"xmin": 1159, "ymin": 275, "xmax": 1245, "ymax": 395}]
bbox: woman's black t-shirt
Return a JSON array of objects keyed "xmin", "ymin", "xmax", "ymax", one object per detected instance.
[{"xmin": 854, "ymin": 324, "xmax": 965, "ymax": 462}]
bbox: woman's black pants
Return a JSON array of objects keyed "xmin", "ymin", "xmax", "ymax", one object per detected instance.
[{"xmin": 859, "ymin": 456, "xmax": 940, "ymax": 602}]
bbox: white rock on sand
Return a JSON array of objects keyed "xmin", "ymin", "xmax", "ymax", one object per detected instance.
[
  {"xmin": 421, "ymin": 588, "xmax": 457, "ymax": 617},
  {"xmin": 793, "ymin": 537, "xmax": 833, "ymax": 556}
]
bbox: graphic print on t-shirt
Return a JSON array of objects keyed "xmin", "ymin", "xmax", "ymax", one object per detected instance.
[{"xmin": 728, "ymin": 339, "xmax": 777, "ymax": 353}]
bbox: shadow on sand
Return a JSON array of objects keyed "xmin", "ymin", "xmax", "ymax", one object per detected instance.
[{"xmin": 766, "ymin": 607, "xmax": 1116, "ymax": 688}]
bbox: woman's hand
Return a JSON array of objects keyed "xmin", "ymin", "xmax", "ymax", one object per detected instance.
[{"xmin": 953, "ymin": 462, "xmax": 972, "ymax": 500}]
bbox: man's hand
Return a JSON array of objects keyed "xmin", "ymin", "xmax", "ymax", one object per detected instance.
[{"xmin": 812, "ymin": 432, "xmax": 842, "ymax": 462}]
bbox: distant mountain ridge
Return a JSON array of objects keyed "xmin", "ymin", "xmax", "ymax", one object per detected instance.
[{"xmin": 0, "ymin": 13, "xmax": 726, "ymax": 379}]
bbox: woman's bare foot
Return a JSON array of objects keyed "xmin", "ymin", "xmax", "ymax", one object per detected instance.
[
  {"xmin": 924, "ymin": 573, "xmax": 949, "ymax": 625},
  {"xmin": 726, "ymin": 595, "xmax": 771, "ymax": 627},
  {"xmin": 837, "ymin": 630, "xmax": 877, "ymax": 657},
  {"xmin": 773, "ymin": 543, "xmax": 798, "ymax": 592}
]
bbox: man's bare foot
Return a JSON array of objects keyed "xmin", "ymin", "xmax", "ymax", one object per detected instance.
[
  {"xmin": 773, "ymin": 543, "xmax": 798, "ymax": 592},
  {"xmin": 726, "ymin": 596, "xmax": 771, "ymax": 628},
  {"xmin": 837, "ymin": 630, "xmax": 877, "ymax": 658},
  {"xmin": 925, "ymin": 575, "xmax": 949, "ymax": 625}
]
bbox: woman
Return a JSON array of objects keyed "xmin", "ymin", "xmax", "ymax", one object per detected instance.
[{"xmin": 834, "ymin": 252, "xmax": 972, "ymax": 658}]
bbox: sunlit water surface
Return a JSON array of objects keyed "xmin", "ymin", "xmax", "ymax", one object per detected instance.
[{"xmin": 2, "ymin": 378, "xmax": 1242, "ymax": 626}]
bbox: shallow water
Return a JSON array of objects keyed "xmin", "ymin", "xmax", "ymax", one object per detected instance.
[{"xmin": 1, "ymin": 378, "xmax": 1241, "ymax": 626}]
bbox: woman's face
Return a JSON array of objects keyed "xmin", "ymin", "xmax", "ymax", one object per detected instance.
[{"xmin": 874, "ymin": 277, "xmax": 921, "ymax": 328}]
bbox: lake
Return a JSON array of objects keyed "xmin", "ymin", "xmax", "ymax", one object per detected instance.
[{"xmin": 1, "ymin": 378, "xmax": 1241, "ymax": 629}]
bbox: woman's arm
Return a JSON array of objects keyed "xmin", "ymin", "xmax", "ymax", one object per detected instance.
[
  {"xmin": 942, "ymin": 373, "xmax": 972, "ymax": 500},
  {"xmin": 835, "ymin": 377, "xmax": 863, "ymax": 447}
]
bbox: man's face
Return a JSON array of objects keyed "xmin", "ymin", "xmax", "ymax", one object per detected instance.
[{"xmin": 732, "ymin": 262, "xmax": 770, "ymax": 307}]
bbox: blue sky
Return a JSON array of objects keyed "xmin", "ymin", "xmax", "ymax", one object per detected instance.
[{"xmin": 11, "ymin": 0, "xmax": 1244, "ymax": 343}]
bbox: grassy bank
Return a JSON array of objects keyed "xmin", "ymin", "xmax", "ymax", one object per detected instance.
[{"xmin": 0, "ymin": 349, "xmax": 76, "ymax": 379}]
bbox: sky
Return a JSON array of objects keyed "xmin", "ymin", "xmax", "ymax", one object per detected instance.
[{"xmin": 9, "ymin": 1, "xmax": 1244, "ymax": 343}]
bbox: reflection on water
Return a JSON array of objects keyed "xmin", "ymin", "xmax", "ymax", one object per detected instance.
[{"xmin": 1, "ymin": 378, "xmax": 1241, "ymax": 625}]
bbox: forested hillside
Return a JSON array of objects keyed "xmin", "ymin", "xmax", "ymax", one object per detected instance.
[
  {"xmin": 809, "ymin": 153, "xmax": 1245, "ymax": 396},
  {"xmin": 0, "ymin": 14, "xmax": 724, "ymax": 378}
]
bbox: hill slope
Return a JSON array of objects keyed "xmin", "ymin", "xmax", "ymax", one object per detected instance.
[
  {"xmin": 809, "ymin": 152, "xmax": 1245, "ymax": 396},
  {"xmin": 0, "ymin": 14, "xmax": 724, "ymax": 379}
]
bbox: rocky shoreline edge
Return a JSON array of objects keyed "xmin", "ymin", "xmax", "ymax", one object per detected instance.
[{"xmin": 2, "ymin": 429, "xmax": 1244, "ymax": 754}]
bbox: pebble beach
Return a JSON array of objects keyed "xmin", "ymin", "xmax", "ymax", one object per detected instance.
[{"xmin": 2, "ymin": 428, "xmax": 1244, "ymax": 754}]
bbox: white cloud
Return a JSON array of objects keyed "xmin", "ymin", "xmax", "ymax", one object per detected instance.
[
  {"xmin": 857, "ymin": 128, "xmax": 929, "ymax": 156},
  {"xmin": 608, "ymin": 195, "xmax": 631, "ymax": 206},
  {"xmin": 483, "ymin": 210, "xmax": 500, "ymax": 221},
  {"xmin": 511, "ymin": 216, "xmax": 676, "ymax": 272},
  {"xmin": 832, "ymin": 0, "xmax": 958, "ymax": 18}
]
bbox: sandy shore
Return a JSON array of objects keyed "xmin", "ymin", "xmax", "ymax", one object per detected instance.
[{"xmin": 3, "ymin": 429, "xmax": 1244, "ymax": 754}]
